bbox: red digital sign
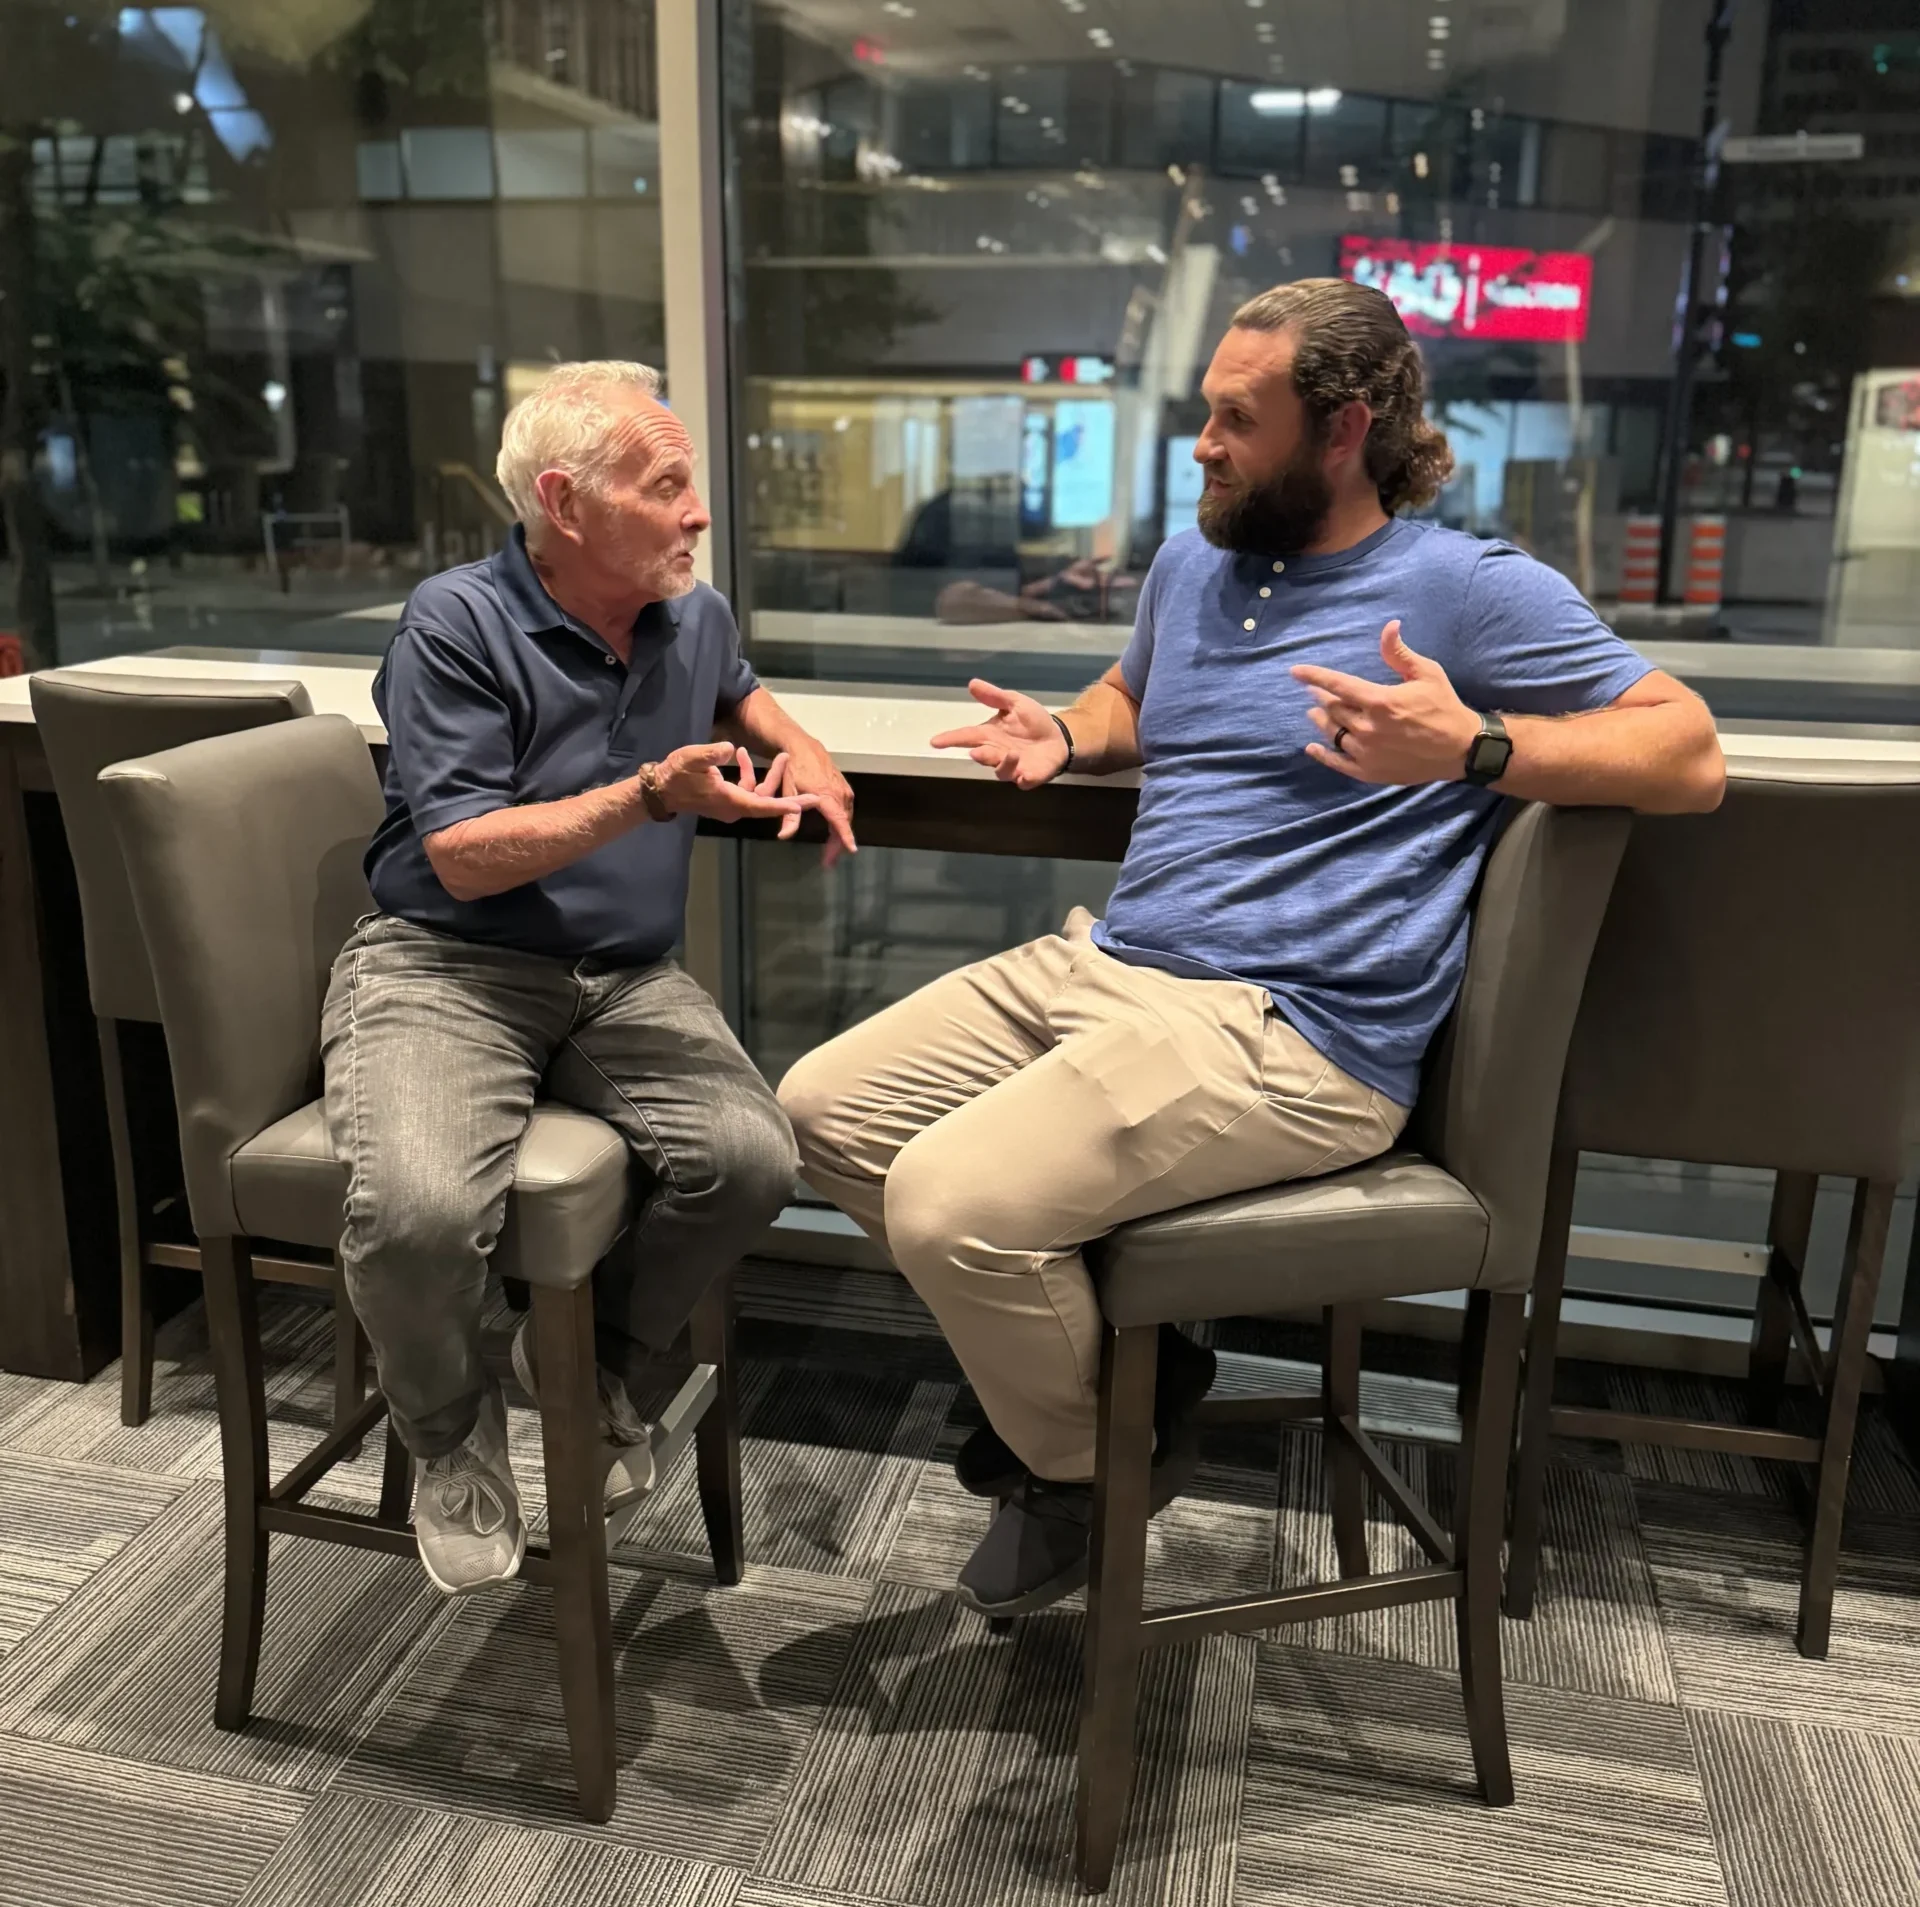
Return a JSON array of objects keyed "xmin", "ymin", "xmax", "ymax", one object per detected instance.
[{"xmin": 1339, "ymin": 238, "xmax": 1592, "ymax": 343}]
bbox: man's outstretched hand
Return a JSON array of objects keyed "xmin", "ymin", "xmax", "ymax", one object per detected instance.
[
  {"xmin": 1291, "ymin": 621, "xmax": 1481, "ymax": 786},
  {"xmin": 930, "ymin": 679, "xmax": 1071, "ymax": 790}
]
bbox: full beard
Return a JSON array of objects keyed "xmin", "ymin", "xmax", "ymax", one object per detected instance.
[{"xmin": 1196, "ymin": 443, "xmax": 1333, "ymax": 558}]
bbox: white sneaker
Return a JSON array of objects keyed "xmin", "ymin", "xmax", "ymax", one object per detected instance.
[
  {"xmin": 413, "ymin": 1384, "xmax": 526, "ymax": 1595},
  {"xmin": 510, "ymin": 1320, "xmax": 657, "ymax": 1512}
]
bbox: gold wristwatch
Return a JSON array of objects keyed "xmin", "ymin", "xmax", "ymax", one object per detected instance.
[{"xmin": 636, "ymin": 761, "xmax": 676, "ymax": 822}]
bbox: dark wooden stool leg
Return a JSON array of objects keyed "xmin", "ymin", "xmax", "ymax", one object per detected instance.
[
  {"xmin": 1073, "ymin": 1322, "xmax": 1156, "ymax": 1894},
  {"xmin": 331, "ymin": 1253, "xmax": 368, "ymax": 1455},
  {"xmin": 1797, "ymin": 1179, "xmax": 1891, "ymax": 1661},
  {"xmin": 1750, "ymin": 1170, "xmax": 1817, "ymax": 1425},
  {"xmin": 377, "ymin": 1399, "xmax": 414, "ymax": 1525},
  {"xmin": 690, "ymin": 1273, "xmax": 745, "ymax": 1587},
  {"xmin": 534, "ymin": 1281, "xmax": 617, "ymax": 1823},
  {"xmin": 1456, "ymin": 1288, "xmax": 1523, "ymax": 1806},
  {"xmin": 99, "ymin": 1018, "xmax": 155, "ymax": 1428},
  {"xmin": 1323, "ymin": 1304, "xmax": 1368, "ymax": 1578},
  {"xmin": 1503, "ymin": 1142, "xmax": 1577, "ymax": 1620},
  {"xmin": 199, "ymin": 1235, "xmax": 269, "ymax": 1730}
]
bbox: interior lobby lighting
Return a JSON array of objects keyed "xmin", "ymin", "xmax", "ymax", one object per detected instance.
[
  {"xmin": 1088, "ymin": 26, "xmax": 1113, "ymax": 46},
  {"xmin": 1250, "ymin": 86, "xmax": 1340, "ymax": 114}
]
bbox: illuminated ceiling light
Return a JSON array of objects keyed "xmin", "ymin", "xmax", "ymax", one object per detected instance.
[
  {"xmin": 1087, "ymin": 26, "xmax": 1113, "ymax": 46},
  {"xmin": 881, "ymin": 1, "xmax": 914, "ymax": 15},
  {"xmin": 172, "ymin": 90, "xmax": 193, "ymax": 112},
  {"xmin": 963, "ymin": 63, "xmax": 988, "ymax": 78},
  {"xmin": 1249, "ymin": 85, "xmax": 1339, "ymax": 114},
  {"xmin": 1413, "ymin": 150, "xmax": 1429, "ymax": 177}
]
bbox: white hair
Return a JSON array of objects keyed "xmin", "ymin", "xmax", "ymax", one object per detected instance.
[{"xmin": 494, "ymin": 359, "xmax": 664, "ymax": 529}]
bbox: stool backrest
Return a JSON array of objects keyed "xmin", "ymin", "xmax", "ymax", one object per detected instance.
[
  {"xmin": 30, "ymin": 670, "xmax": 313, "ymax": 1023},
  {"xmin": 1559, "ymin": 772, "xmax": 1920, "ymax": 1182},
  {"xmin": 1410, "ymin": 802, "xmax": 1632, "ymax": 1291},
  {"xmin": 99, "ymin": 715, "xmax": 383, "ymax": 1240}
]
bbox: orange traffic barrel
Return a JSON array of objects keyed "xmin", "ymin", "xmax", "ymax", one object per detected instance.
[
  {"xmin": 1683, "ymin": 515, "xmax": 1726, "ymax": 609},
  {"xmin": 1620, "ymin": 515, "xmax": 1661, "ymax": 605}
]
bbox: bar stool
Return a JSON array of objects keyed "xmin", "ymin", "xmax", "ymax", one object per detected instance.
[
  {"xmin": 99, "ymin": 714, "xmax": 744, "ymax": 1820},
  {"xmin": 1057, "ymin": 801, "xmax": 1631, "ymax": 1891},
  {"xmin": 1505, "ymin": 769, "xmax": 1920, "ymax": 1660},
  {"xmin": 30, "ymin": 669, "xmax": 358, "ymax": 1427}
]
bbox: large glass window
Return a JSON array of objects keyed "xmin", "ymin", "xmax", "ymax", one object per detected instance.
[
  {"xmin": 723, "ymin": 2, "xmax": 1920, "ymax": 704},
  {"xmin": 1, "ymin": 0, "xmax": 663, "ymax": 669}
]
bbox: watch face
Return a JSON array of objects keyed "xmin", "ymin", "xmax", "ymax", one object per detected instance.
[{"xmin": 1469, "ymin": 731, "xmax": 1513, "ymax": 783}]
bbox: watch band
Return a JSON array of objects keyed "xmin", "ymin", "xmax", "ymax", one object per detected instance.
[
  {"xmin": 636, "ymin": 761, "xmax": 676, "ymax": 822},
  {"xmin": 1049, "ymin": 712, "xmax": 1077, "ymax": 772}
]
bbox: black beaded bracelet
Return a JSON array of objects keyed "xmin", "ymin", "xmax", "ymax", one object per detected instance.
[{"xmin": 1050, "ymin": 712, "xmax": 1077, "ymax": 771}]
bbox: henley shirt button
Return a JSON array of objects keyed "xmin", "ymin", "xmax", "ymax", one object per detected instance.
[
  {"xmin": 1272, "ymin": 560, "xmax": 1285, "ymax": 573},
  {"xmin": 1259, "ymin": 586, "xmax": 1271, "ymax": 598},
  {"xmin": 1242, "ymin": 617, "xmax": 1256, "ymax": 631}
]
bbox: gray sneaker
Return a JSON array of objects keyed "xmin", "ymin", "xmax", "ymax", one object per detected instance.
[
  {"xmin": 413, "ymin": 1385, "xmax": 526, "ymax": 1595},
  {"xmin": 510, "ymin": 1320, "xmax": 657, "ymax": 1512}
]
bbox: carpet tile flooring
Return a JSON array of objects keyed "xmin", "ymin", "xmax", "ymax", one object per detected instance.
[{"xmin": 1, "ymin": 1261, "xmax": 1918, "ymax": 1906}]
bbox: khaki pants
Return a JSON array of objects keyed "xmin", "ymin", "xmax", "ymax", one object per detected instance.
[{"xmin": 777, "ymin": 911, "xmax": 1405, "ymax": 1481}]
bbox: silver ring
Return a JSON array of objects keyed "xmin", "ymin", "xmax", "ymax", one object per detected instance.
[{"xmin": 1332, "ymin": 726, "xmax": 1350, "ymax": 755}]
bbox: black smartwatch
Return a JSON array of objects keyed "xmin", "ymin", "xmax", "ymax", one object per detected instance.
[{"xmin": 1463, "ymin": 711, "xmax": 1512, "ymax": 788}]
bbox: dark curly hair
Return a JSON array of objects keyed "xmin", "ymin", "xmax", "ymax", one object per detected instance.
[{"xmin": 1230, "ymin": 279, "xmax": 1454, "ymax": 512}]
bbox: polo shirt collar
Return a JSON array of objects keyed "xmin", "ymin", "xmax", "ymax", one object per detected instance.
[
  {"xmin": 1232, "ymin": 517, "xmax": 1405, "ymax": 585},
  {"xmin": 491, "ymin": 523, "xmax": 686, "ymax": 649}
]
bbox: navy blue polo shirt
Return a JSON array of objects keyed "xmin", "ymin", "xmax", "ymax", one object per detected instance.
[{"xmin": 365, "ymin": 526, "xmax": 759, "ymax": 966}]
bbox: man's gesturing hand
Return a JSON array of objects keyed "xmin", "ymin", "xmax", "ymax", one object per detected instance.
[
  {"xmin": 657, "ymin": 743, "xmax": 819, "ymax": 827},
  {"xmin": 758, "ymin": 746, "xmax": 858, "ymax": 866},
  {"xmin": 1291, "ymin": 621, "xmax": 1483, "ymax": 786},
  {"xmin": 929, "ymin": 679, "xmax": 1070, "ymax": 789}
]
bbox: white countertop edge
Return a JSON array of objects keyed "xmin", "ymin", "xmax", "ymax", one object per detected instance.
[{"xmin": 5, "ymin": 651, "xmax": 1919, "ymax": 783}]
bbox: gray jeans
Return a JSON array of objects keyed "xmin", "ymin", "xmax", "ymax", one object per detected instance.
[{"xmin": 320, "ymin": 916, "xmax": 797, "ymax": 1457}]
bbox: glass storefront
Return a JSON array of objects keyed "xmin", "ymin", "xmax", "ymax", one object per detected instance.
[
  {"xmin": 1, "ymin": 0, "xmax": 664, "ymax": 665},
  {"xmin": 722, "ymin": 2, "xmax": 1920, "ymax": 697}
]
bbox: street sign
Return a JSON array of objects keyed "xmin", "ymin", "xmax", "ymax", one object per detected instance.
[{"xmin": 1721, "ymin": 132, "xmax": 1864, "ymax": 163}]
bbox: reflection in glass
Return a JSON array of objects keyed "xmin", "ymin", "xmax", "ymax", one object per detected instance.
[
  {"xmin": 0, "ymin": 0, "xmax": 663, "ymax": 669},
  {"xmin": 723, "ymin": 3, "xmax": 1920, "ymax": 696}
]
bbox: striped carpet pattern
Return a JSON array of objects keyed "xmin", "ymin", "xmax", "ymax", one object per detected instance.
[{"xmin": 2, "ymin": 1262, "xmax": 1920, "ymax": 1907}]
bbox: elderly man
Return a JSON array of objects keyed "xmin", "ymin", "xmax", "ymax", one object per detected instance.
[
  {"xmin": 325, "ymin": 359, "xmax": 854, "ymax": 1594},
  {"xmin": 780, "ymin": 279, "xmax": 1725, "ymax": 1618}
]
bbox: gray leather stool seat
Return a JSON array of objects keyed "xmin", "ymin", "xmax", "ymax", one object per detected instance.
[
  {"xmin": 99, "ymin": 713, "xmax": 745, "ymax": 1828},
  {"xmin": 1060, "ymin": 800, "xmax": 1632, "ymax": 1893},
  {"xmin": 1096, "ymin": 1156, "xmax": 1493, "ymax": 1325},
  {"xmin": 232, "ymin": 1099, "xmax": 630, "ymax": 1288}
]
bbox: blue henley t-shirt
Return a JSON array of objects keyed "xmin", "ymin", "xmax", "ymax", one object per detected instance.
[{"xmin": 1091, "ymin": 519, "xmax": 1654, "ymax": 1107}]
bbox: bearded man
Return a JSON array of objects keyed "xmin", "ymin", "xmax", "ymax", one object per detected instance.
[{"xmin": 779, "ymin": 279, "xmax": 1724, "ymax": 1617}]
